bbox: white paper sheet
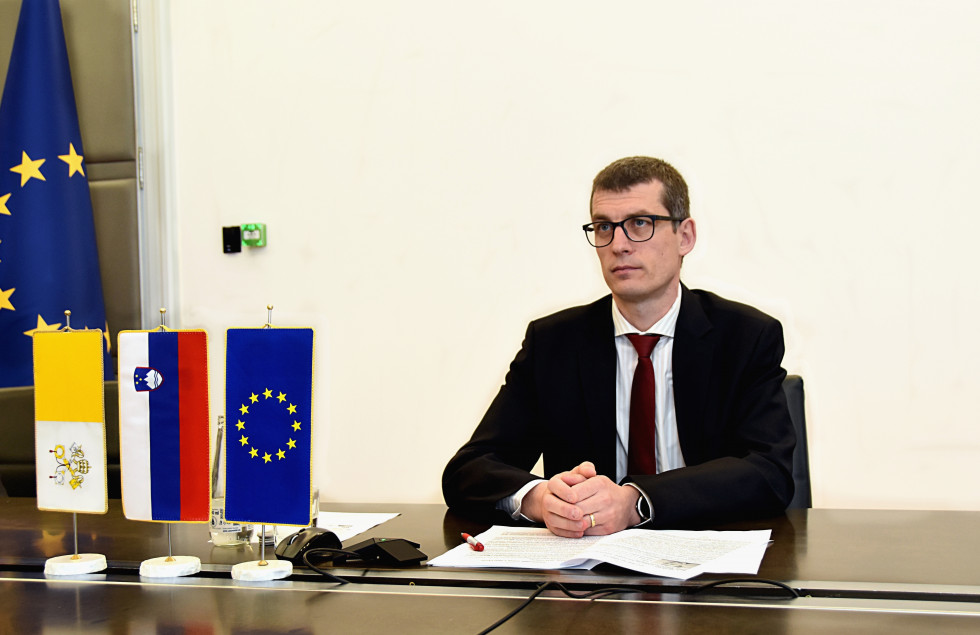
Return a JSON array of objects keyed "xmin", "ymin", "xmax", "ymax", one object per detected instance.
[
  {"xmin": 316, "ymin": 511, "xmax": 400, "ymax": 542},
  {"xmin": 427, "ymin": 526, "xmax": 772, "ymax": 580},
  {"xmin": 250, "ymin": 511, "xmax": 400, "ymax": 544}
]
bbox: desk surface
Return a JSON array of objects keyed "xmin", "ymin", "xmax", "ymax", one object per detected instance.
[
  {"xmin": 3, "ymin": 498, "xmax": 980, "ymax": 597},
  {"xmin": 2, "ymin": 573, "xmax": 979, "ymax": 635},
  {"xmin": 3, "ymin": 499, "xmax": 980, "ymax": 633}
]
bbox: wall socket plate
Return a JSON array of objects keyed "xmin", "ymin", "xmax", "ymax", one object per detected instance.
[{"xmin": 241, "ymin": 223, "xmax": 266, "ymax": 247}]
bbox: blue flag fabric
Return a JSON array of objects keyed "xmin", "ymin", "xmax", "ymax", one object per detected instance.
[
  {"xmin": 0, "ymin": 0, "xmax": 113, "ymax": 387},
  {"xmin": 225, "ymin": 328, "xmax": 314, "ymax": 526}
]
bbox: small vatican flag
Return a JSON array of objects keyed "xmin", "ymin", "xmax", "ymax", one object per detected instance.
[{"xmin": 33, "ymin": 329, "xmax": 108, "ymax": 514}]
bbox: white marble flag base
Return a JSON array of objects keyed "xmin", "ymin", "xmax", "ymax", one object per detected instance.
[
  {"xmin": 140, "ymin": 555, "xmax": 201, "ymax": 578},
  {"xmin": 231, "ymin": 559, "xmax": 292, "ymax": 581},
  {"xmin": 44, "ymin": 553, "xmax": 107, "ymax": 575}
]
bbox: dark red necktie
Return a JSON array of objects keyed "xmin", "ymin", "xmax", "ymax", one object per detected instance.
[{"xmin": 626, "ymin": 334, "xmax": 661, "ymax": 475}]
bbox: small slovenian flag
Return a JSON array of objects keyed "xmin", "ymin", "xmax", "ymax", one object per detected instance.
[{"xmin": 117, "ymin": 330, "xmax": 211, "ymax": 522}]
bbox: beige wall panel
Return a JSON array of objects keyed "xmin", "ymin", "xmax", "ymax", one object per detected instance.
[
  {"xmin": 59, "ymin": 0, "xmax": 136, "ymax": 162},
  {"xmin": 0, "ymin": 0, "xmax": 136, "ymax": 162},
  {"xmin": 89, "ymin": 177, "xmax": 140, "ymax": 348}
]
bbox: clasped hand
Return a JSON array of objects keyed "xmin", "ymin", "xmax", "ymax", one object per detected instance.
[{"xmin": 522, "ymin": 461, "xmax": 641, "ymax": 538}]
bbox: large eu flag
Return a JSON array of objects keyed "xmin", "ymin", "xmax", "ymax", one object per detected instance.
[
  {"xmin": 0, "ymin": 0, "xmax": 113, "ymax": 387},
  {"xmin": 225, "ymin": 328, "xmax": 315, "ymax": 527}
]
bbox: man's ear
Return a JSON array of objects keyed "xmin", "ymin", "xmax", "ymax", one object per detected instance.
[{"xmin": 678, "ymin": 218, "xmax": 696, "ymax": 256}]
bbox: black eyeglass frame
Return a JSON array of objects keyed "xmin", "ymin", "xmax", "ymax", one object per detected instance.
[{"xmin": 582, "ymin": 215, "xmax": 676, "ymax": 248}]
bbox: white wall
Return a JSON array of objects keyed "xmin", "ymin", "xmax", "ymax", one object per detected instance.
[{"xmin": 149, "ymin": 1, "xmax": 980, "ymax": 509}]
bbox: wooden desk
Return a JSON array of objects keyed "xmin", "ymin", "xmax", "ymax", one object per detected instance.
[
  {"xmin": 2, "ymin": 571, "xmax": 979, "ymax": 634},
  {"xmin": 2, "ymin": 499, "xmax": 980, "ymax": 600},
  {"xmin": 3, "ymin": 499, "xmax": 980, "ymax": 632}
]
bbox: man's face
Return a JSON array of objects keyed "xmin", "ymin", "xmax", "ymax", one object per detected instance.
[{"xmin": 590, "ymin": 180, "xmax": 696, "ymax": 309}]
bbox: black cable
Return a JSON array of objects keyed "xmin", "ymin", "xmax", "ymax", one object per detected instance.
[
  {"xmin": 555, "ymin": 584, "xmax": 643, "ymax": 601},
  {"xmin": 689, "ymin": 577, "xmax": 800, "ymax": 598},
  {"xmin": 476, "ymin": 577, "xmax": 800, "ymax": 633},
  {"xmin": 303, "ymin": 547, "xmax": 371, "ymax": 562},
  {"xmin": 476, "ymin": 582, "xmax": 641, "ymax": 635},
  {"xmin": 300, "ymin": 549, "xmax": 359, "ymax": 585},
  {"xmin": 476, "ymin": 581, "xmax": 556, "ymax": 635}
]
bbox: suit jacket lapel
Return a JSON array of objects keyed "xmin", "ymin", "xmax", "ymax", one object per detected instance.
[
  {"xmin": 579, "ymin": 295, "xmax": 618, "ymax": 475},
  {"xmin": 673, "ymin": 285, "xmax": 714, "ymax": 457}
]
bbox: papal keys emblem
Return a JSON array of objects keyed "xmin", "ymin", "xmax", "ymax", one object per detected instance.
[{"xmin": 49, "ymin": 442, "xmax": 90, "ymax": 490}]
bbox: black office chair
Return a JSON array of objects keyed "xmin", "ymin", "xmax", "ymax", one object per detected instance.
[{"xmin": 782, "ymin": 374, "xmax": 811, "ymax": 509}]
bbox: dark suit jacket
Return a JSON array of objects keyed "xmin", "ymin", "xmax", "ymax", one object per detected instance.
[{"xmin": 442, "ymin": 285, "xmax": 796, "ymax": 528}]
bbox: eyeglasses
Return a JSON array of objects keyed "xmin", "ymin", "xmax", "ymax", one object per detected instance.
[{"xmin": 582, "ymin": 215, "xmax": 675, "ymax": 248}]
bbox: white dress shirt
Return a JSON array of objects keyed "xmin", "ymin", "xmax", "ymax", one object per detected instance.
[{"xmin": 612, "ymin": 286, "xmax": 686, "ymax": 482}]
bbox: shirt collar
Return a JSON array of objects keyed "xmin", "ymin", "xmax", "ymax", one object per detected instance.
[{"xmin": 612, "ymin": 283, "xmax": 682, "ymax": 338}]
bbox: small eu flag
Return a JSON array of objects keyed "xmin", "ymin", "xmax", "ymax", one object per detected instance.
[
  {"xmin": 0, "ymin": 0, "xmax": 113, "ymax": 387},
  {"xmin": 224, "ymin": 328, "xmax": 315, "ymax": 527}
]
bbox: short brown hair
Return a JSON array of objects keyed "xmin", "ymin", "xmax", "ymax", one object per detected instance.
[{"xmin": 590, "ymin": 156, "xmax": 690, "ymax": 223}]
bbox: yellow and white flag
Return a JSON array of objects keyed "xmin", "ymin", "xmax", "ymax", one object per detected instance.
[{"xmin": 33, "ymin": 330, "xmax": 108, "ymax": 513}]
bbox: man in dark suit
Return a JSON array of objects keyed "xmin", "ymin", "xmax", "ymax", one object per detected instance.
[{"xmin": 442, "ymin": 156, "xmax": 795, "ymax": 536}]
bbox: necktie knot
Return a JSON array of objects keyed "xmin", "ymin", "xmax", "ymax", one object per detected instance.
[{"xmin": 626, "ymin": 333, "xmax": 660, "ymax": 358}]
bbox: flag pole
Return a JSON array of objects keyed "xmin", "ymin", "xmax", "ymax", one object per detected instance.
[
  {"xmin": 132, "ymin": 307, "xmax": 202, "ymax": 577},
  {"xmin": 65, "ymin": 311, "xmax": 82, "ymax": 562},
  {"xmin": 259, "ymin": 525, "xmax": 268, "ymax": 565},
  {"xmin": 158, "ymin": 308, "xmax": 177, "ymax": 563},
  {"xmin": 257, "ymin": 305, "xmax": 273, "ymax": 566},
  {"xmin": 229, "ymin": 304, "xmax": 295, "ymax": 582},
  {"xmin": 258, "ymin": 305, "xmax": 275, "ymax": 566}
]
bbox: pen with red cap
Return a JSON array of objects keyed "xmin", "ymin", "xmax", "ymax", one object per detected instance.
[{"xmin": 461, "ymin": 532, "xmax": 484, "ymax": 551}]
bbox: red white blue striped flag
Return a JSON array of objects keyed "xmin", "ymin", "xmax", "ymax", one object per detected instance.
[{"xmin": 118, "ymin": 330, "xmax": 211, "ymax": 522}]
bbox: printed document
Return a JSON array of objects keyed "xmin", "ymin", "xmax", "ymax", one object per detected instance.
[
  {"xmin": 252, "ymin": 512, "xmax": 399, "ymax": 544},
  {"xmin": 316, "ymin": 511, "xmax": 399, "ymax": 541},
  {"xmin": 428, "ymin": 526, "xmax": 771, "ymax": 580}
]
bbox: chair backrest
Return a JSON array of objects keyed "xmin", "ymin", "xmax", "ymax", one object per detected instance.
[
  {"xmin": 782, "ymin": 374, "xmax": 812, "ymax": 509},
  {"xmin": 0, "ymin": 382, "xmax": 121, "ymax": 498}
]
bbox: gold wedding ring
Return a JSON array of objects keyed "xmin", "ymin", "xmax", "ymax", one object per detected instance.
[{"xmin": 589, "ymin": 513, "xmax": 596, "ymax": 528}]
